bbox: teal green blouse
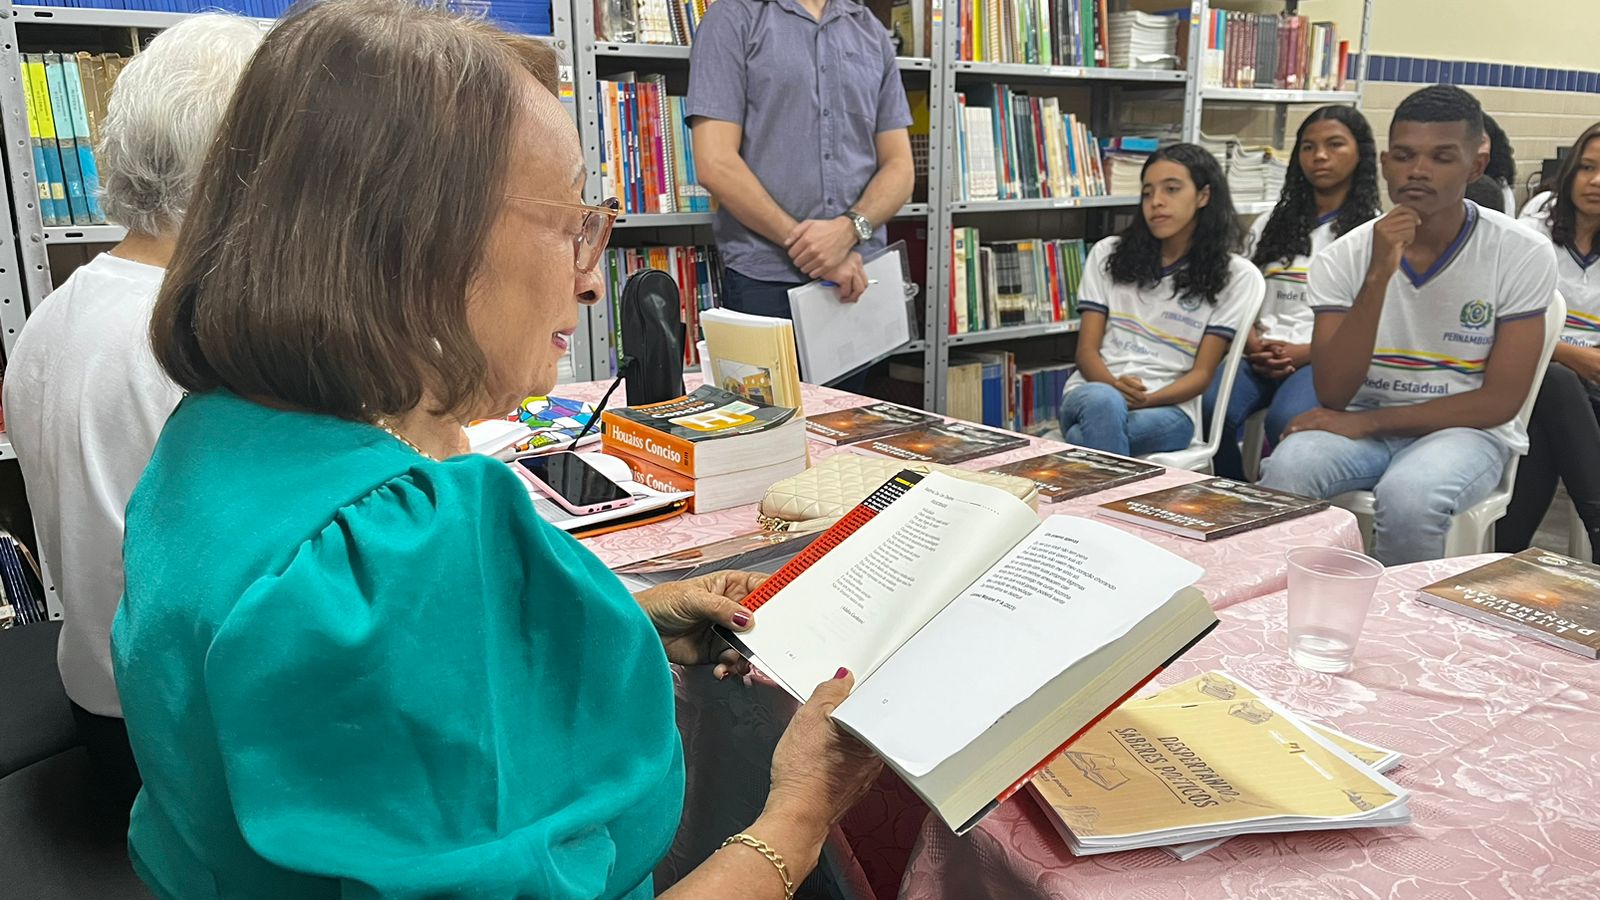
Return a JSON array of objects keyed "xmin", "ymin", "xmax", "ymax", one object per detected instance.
[{"xmin": 111, "ymin": 391, "xmax": 683, "ymax": 899}]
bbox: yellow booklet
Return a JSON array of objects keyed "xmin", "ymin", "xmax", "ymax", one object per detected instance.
[
  {"xmin": 699, "ymin": 308, "xmax": 804, "ymax": 411},
  {"xmin": 1030, "ymin": 671, "xmax": 1409, "ymax": 856}
]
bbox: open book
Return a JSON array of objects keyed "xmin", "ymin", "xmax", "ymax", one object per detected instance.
[{"xmin": 720, "ymin": 471, "xmax": 1218, "ymax": 834}]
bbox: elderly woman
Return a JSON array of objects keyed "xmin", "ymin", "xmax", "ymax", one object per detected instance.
[
  {"xmin": 2, "ymin": 13, "xmax": 263, "ymax": 815},
  {"xmin": 110, "ymin": 0, "xmax": 878, "ymax": 897}
]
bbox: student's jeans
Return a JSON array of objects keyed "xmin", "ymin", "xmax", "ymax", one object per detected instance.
[
  {"xmin": 1497, "ymin": 363, "xmax": 1600, "ymax": 559},
  {"xmin": 1260, "ymin": 426, "xmax": 1511, "ymax": 565},
  {"xmin": 721, "ymin": 267, "xmax": 868, "ymax": 394},
  {"xmin": 1058, "ymin": 382, "xmax": 1194, "ymax": 457},
  {"xmin": 1201, "ymin": 361, "xmax": 1320, "ymax": 480}
]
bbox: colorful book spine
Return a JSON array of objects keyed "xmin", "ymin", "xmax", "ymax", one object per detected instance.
[
  {"xmin": 24, "ymin": 55, "xmax": 68, "ymax": 227},
  {"xmin": 42, "ymin": 54, "xmax": 90, "ymax": 225},
  {"xmin": 60, "ymin": 56, "xmax": 106, "ymax": 224}
]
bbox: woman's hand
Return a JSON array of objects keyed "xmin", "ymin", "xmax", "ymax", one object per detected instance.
[
  {"xmin": 762, "ymin": 671, "xmax": 884, "ymax": 842},
  {"xmin": 635, "ymin": 571, "xmax": 765, "ymax": 678}
]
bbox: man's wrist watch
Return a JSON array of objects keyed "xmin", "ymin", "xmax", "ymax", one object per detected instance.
[{"xmin": 844, "ymin": 210, "xmax": 873, "ymax": 244}]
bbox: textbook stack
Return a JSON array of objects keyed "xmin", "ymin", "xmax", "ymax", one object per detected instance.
[
  {"xmin": 1202, "ymin": 133, "xmax": 1287, "ymax": 206},
  {"xmin": 18, "ymin": 52, "xmax": 128, "ymax": 227},
  {"xmin": 949, "ymin": 229, "xmax": 1087, "ymax": 334},
  {"xmin": 1106, "ymin": 10, "xmax": 1180, "ymax": 70},
  {"xmin": 599, "ymin": 245, "xmax": 723, "ymax": 369},
  {"xmin": 955, "ymin": 85, "xmax": 1108, "ymax": 202},
  {"xmin": 1197, "ymin": 10, "xmax": 1349, "ymax": 91},
  {"xmin": 594, "ymin": 0, "xmax": 715, "ymax": 44},
  {"xmin": 597, "ymin": 76, "xmax": 709, "ymax": 216}
]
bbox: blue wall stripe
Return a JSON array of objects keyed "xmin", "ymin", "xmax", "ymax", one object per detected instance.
[{"xmin": 1349, "ymin": 53, "xmax": 1600, "ymax": 94}]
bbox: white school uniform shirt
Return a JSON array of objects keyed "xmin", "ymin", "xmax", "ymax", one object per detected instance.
[
  {"xmin": 1245, "ymin": 209, "xmax": 1341, "ymax": 345},
  {"xmin": 1517, "ymin": 209, "xmax": 1600, "ymax": 347},
  {"xmin": 2, "ymin": 253, "xmax": 177, "ymax": 717},
  {"xmin": 1066, "ymin": 237, "xmax": 1260, "ymax": 435},
  {"xmin": 1308, "ymin": 200, "xmax": 1557, "ymax": 453}
]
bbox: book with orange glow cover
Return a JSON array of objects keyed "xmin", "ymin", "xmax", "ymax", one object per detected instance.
[
  {"xmin": 986, "ymin": 449, "xmax": 1162, "ymax": 502},
  {"xmin": 1418, "ymin": 549, "xmax": 1600, "ymax": 658},
  {"xmin": 1096, "ymin": 478, "xmax": 1328, "ymax": 540},
  {"xmin": 858, "ymin": 421, "xmax": 1029, "ymax": 464}
]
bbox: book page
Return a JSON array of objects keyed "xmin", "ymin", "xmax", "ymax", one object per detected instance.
[
  {"xmin": 737, "ymin": 472, "xmax": 1039, "ymax": 698},
  {"xmin": 835, "ymin": 516, "xmax": 1203, "ymax": 777}
]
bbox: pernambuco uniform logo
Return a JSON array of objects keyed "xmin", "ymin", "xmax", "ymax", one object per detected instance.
[{"xmin": 1459, "ymin": 299, "xmax": 1493, "ymax": 330}]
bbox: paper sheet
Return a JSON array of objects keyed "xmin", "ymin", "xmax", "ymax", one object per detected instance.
[{"xmin": 787, "ymin": 249, "xmax": 913, "ymax": 385}]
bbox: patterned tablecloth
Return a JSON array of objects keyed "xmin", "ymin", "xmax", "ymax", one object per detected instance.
[
  {"xmin": 898, "ymin": 554, "xmax": 1600, "ymax": 900},
  {"xmin": 554, "ymin": 379, "xmax": 1366, "ymax": 898}
]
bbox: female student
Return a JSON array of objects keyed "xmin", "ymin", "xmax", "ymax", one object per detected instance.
[
  {"xmin": 1059, "ymin": 143, "xmax": 1261, "ymax": 457},
  {"xmin": 1498, "ymin": 122, "xmax": 1600, "ymax": 561},
  {"xmin": 1202, "ymin": 105, "xmax": 1381, "ymax": 479}
]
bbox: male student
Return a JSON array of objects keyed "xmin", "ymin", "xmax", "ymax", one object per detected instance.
[
  {"xmin": 686, "ymin": 0, "xmax": 915, "ymax": 311},
  {"xmin": 1260, "ymin": 85, "xmax": 1556, "ymax": 565}
]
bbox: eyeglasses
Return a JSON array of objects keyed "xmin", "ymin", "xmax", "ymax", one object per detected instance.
[{"xmin": 505, "ymin": 194, "xmax": 620, "ymax": 273}]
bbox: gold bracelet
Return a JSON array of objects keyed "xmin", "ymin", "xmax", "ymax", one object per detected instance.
[{"xmin": 721, "ymin": 832, "xmax": 795, "ymax": 900}]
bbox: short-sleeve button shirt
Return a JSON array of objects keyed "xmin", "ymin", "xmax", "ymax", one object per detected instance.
[{"xmin": 687, "ymin": 0, "xmax": 913, "ymax": 282}]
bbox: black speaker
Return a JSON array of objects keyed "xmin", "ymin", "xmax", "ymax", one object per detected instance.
[{"xmin": 618, "ymin": 269, "xmax": 686, "ymax": 405}]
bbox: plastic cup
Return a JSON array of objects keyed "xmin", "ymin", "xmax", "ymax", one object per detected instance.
[{"xmin": 1284, "ymin": 547, "xmax": 1385, "ymax": 674}]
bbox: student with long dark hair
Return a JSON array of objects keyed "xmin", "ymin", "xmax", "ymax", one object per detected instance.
[
  {"xmin": 1059, "ymin": 143, "xmax": 1262, "ymax": 456},
  {"xmin": 1499, "ymin": 122, "xmax": 1600, "ymax": 560},
  {"xmin": 1483, "ymin": 114, "xmax": 1519, "ymax": 215},
  {"xmin": 1203, "ymin": 106, "xmax": 1381, "ymax": 479}
]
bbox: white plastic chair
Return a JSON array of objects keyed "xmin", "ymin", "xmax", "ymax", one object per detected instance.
[
  {"xmin": 1241, "ymin": 408, "xmax": 1269, "ymax": 482},
  {"xmin": 1330, "ymin": 292, "xmax": 1567, "ymax": 558},
  {"xmin": 1146, "ymin": 266, "xmax": 1267, "ymax": 472}
]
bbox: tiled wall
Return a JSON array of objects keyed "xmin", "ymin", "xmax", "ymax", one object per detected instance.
[{"xmin": 1358, "ymin": 55, "xmax": 1600, "ymax": 96}]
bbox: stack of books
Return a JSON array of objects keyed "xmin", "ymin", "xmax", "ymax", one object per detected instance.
[
  {"xmin": 597, "ymin": 76, "xmax": 709, "ymax": 216},
  {"xmin": 1198, "ymin": 10, "xmax": 1350, "ymax": 91},
  {"xmin": 1031, "ymin": 670, "xmax": 1410, "ymax": 857},
  {"xmin": 595, "ymin": 0, "xmax": 715, "ymax": 45},
  {"xmin": 955, "ymin": 85, "xmax": 1109, "ymax": 202},
  {"xmin": 599, "ymin": 245, "xmax": 723, "ymax": 370},
  {"xmin": 949, "ymin": 229, "xmax": 1088, "ymax": 334},
  {"xmin": 1201, "ymin": 133, "xmax": 1288, "ymax": 206},
  {"xmin": 1106, "ymin": 10, "xmax": 1180, "ymax": 70},
  {"xmin": 18, "ymin": 52, "xmax": 129, "ymax": 227},
  {"xmin": 600, "ymin": 386, "xmax": 808, "ymax": 513},
  {"xmin": 955, "ymin": 0, "xmax": 1119, "ymax": 68}
]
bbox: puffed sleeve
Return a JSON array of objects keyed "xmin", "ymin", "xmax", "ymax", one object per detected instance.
[{"xmin": 202, "ymin": 456, "xmax": 682, "ymax": 899}]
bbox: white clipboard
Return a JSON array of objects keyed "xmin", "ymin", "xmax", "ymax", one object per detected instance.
[{"xmin": 786, "ymin": 243, "xmax": 917, "ymax": 385}]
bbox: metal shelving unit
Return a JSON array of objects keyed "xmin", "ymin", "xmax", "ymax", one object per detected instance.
[
  {"xmin": 1182, "ymin": 0, "xmax": 1374, "ymax": 146},
  {"xmin": 44, "ymin": 224, "xmax": 128, "ymax": 244}
]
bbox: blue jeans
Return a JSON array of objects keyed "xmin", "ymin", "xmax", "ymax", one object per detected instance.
[
  {"xmin": 1202, "ymin": 361, "xmax": 1320, "ymax": 480},
  {"xmin": 721, "ymin": 267, "xmax": 868, "ymax": 393},
  {"xmin": 1259, "ymin": 426, "xmax": 1511, "ymax": 565},
  {"xmin": 1058, "ymin": 382, "xmax": 1194, "ymax": 457}
]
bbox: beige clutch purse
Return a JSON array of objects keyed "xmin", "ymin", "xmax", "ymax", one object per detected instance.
[{"xmin": 758, "ymin": 453, "xmax": 1039, "ymax": 533}]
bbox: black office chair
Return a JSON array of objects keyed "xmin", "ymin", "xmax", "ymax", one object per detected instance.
[{"xmin": 0, "ymin": 621, "xmax": 151, "ymax": 898}]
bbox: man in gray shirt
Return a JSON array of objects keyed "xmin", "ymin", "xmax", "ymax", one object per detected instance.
[{"xmin": 688, "ymin": 0, "xmax": 914, "ymax": 317}]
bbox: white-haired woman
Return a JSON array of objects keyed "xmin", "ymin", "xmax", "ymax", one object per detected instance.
[{"xmin": 2, "ymin": 13, "xmax": 263, "ymax": 816}]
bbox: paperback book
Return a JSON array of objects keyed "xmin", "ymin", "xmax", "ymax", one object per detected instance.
[
  {"xmin": 1417, "ymin": 549, "xmax": 1600, "ymax": 658},
  {"xmin": 985, "ymin": 449, "xmax": 1162, "ymax": 502},
  {"xmin": 805, "ymin": 403, "xmax": 943, "ymax": 446},
  {"xmin": 858, "ymin": 420, "xmax": 1030, "ymax": 465},
  {"xmin": 1097, "ymin": 478, "xmax": 1328, "ymax": 541}
]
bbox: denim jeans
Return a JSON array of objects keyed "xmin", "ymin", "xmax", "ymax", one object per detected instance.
[
  {"xmin": 721, "ymin": 267, "xmax": 868, "ymax": 393},
  {"xmin": 1201, "ymin": 361, "xmax": 1321, "ymax": 480},
  {"xmin": 1058, "ymin": 382, "xmax": 1194, "ymax": 457},
  {"xmin": 1259, "ymin": 426, "xmax": 1511, "ymax": 565}
]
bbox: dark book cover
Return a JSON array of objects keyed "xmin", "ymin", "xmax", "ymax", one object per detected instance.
[
  {"xmin": 1097, "ymin": 478, "xmax": 1328, "ymax": 540},
  {"xmin": 859, "ymin": 421, "xmax": 1029, "ymax": 464},
  {"xmin": 806, "ymin": 402, "xmax": 942, "ymax": 445},
  {"xmin": 985, "ymin": 449, "xmax": 1162, "ymax": 502},
  {"xmin": 1418, "ymin": 549, "xmax": 1600, "ymax": 658}
]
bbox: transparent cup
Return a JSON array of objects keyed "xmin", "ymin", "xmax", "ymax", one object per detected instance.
[{"xmin": 1285, "ymin": 547, "xmax": 1385, "ymax": 674}]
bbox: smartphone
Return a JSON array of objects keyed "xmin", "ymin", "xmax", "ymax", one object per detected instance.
[{"xmin": 514, "ymin": 452, "xmax": 636, "ymax": 517}]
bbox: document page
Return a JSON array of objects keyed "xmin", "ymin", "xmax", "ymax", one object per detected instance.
[
  {"xmin": 737, "ymin": 472, "xmax": 1039, "ymax": 699},
  {"xmin": 835, "ymin": 516, "xmax": 1203, "ymax": 776}
]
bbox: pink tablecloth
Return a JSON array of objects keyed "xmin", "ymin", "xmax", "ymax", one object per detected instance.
[
  {"xmin": 555, "ymin": 380, "xmax": 1368, "ymax": 898},
  {"xmin": 899, "ymin": 554, "xmax": 1600, "ymax": 900}
]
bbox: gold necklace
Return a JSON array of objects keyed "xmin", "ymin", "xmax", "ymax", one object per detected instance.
[{"xmin": 379, "ymin": 422, "xmax": 438, "ymax": 461}]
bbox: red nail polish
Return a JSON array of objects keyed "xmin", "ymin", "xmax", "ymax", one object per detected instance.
[
  {"xmin": 835, "ymin": 667, "xmax": 849, "ymax": 679},
  {"xmin": 732, "ymin": 610, "xmax": 752, "ymax": 628}
]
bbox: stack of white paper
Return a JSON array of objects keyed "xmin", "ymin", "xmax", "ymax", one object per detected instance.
[{"xmin": 1107, "ymin": 11, "xmax": 1179, "ymax": 70}]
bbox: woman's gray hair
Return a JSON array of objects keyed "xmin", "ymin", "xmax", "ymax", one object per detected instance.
[{"xmin": 98, "ymin": 14, "xmax": 264, "ymax": 236}]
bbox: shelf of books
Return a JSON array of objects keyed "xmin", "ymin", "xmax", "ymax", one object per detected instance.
[
  {"xmin": 1201, "ymin": 87, "xmax": 1360, "ymax": 104},
  {"xmin": 593, "ymin": 42, "xmax": 691, "ymax": 61},
  {"xmin": 952, "ymin": 61, "xmax": 1186, "ymax": 85},
  {"xmin": 949, "ymin": 319, "xmax": 1080, "ymax": 346},
  {"xmin": 950, "ymin": 195, "xmax": 1139, "ymax": 214}
]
